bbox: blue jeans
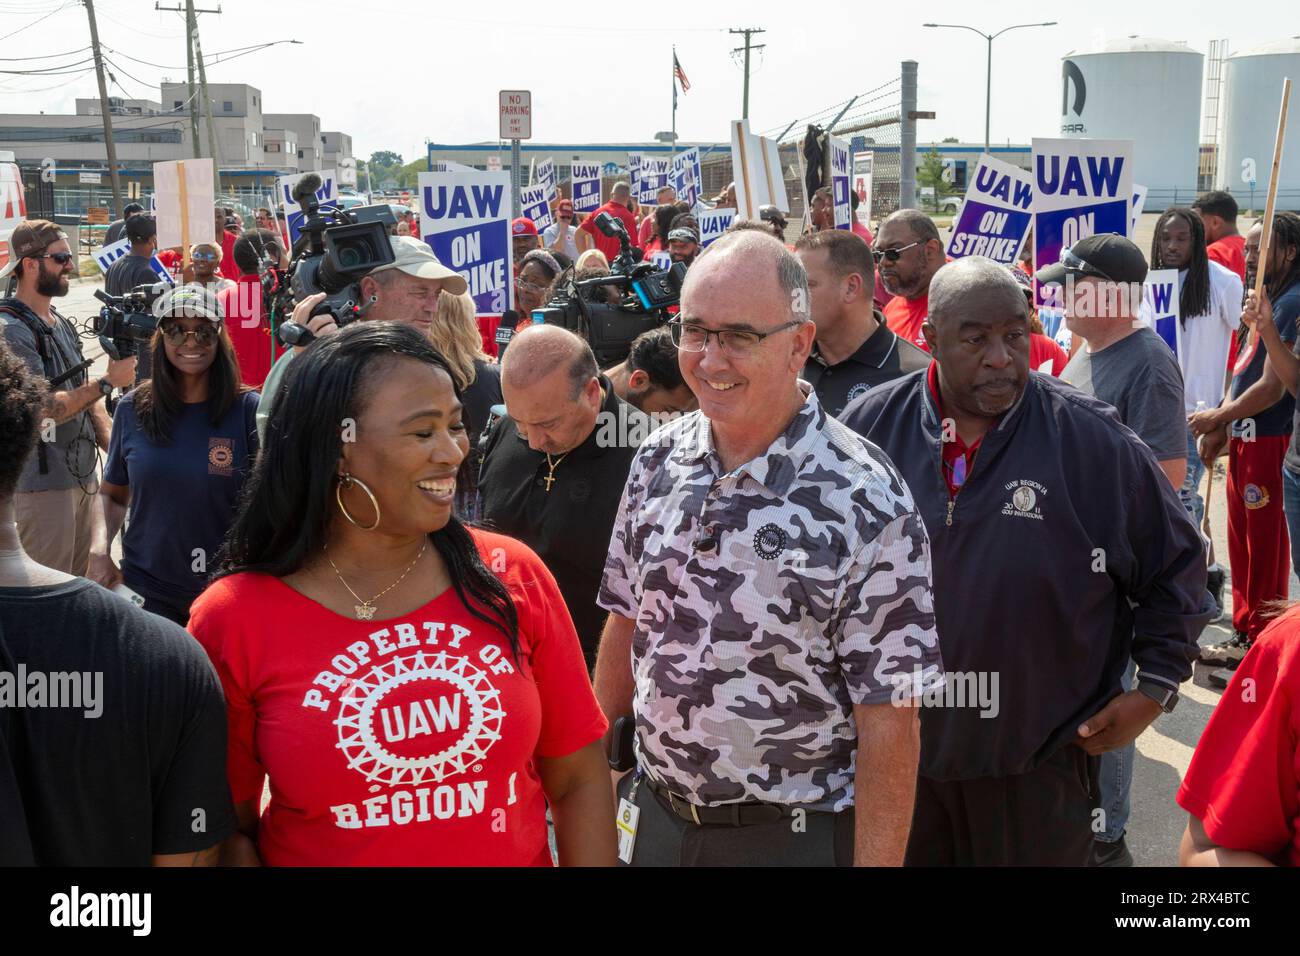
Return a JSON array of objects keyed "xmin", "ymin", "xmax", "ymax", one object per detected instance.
[
  {"xmin": 1180, "ymin": 425, "xmax": 1207, "ymax": 528},
  {"xmin": 1097, "ymin": 659, "xmax": 1136, "ymax": 843},
  {"xmin": 1283, "ymin": 465, "xmax": 1300, "ymax": 581}
]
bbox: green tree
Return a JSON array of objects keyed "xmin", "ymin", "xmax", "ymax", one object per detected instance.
[
  {"xmin": 942, "ymin": 136, "xmax": 959, "ymax": 143},
  {"xmin": 369, "ymin": 150, "xmax": 403, "ymax": 170},
  {"xmin": 916, "ymin": 148, "xmax": 950, "ymax": 212}
]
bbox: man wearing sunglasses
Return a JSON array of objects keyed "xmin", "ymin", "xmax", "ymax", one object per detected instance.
[
  {"xmin": 840, "ymin": 255, "xmax": 1212, "ymax": 865},
  {"xmin": 877, "ymin": 209, "xmax": 947, "ymax": 351},
  {"xmin": 0, "ymin": 220, "xmax": 136, "ymax": 575},
  {"xmin": 593, "ymin": 230, "xmax": 941, "ymax": 866}
]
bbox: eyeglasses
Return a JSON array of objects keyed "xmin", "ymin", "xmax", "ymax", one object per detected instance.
[
  {"xmin": 161, "ymin": 324, "xmax": 219, "ymax": 347},
  {"xmin": 670, "ymin": 320, "xmax": 801, "ymax": 357},
  {"xmin": 518, "ymin": 279, "xmax": 548, "ymax": 294},
  {"xmin": 30, "ymin": 252, "xmax": 75, "ymax": 265},
  {"xmin": 872, "ymin": 241, "xmax": 922, "ymax": 264},
  {"xmin": 191, "ymin": 252, "xmax": 217, "ymax": 262},
  {"xmin": 1059, "ymin": 248, "xmax": 1115, "ymax": 282}
]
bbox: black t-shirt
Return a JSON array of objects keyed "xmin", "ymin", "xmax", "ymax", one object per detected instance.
[
  {"xmin": 1231, "ymin": 282, "xmax": 1298, "ymax": 439},
  {"xmin": 105, "ymin": 254, "xmax": 164, "ymax": 383},
  {"xmin": 477, "ymin": 376, "xmax": 649, "ymax": 669},
  {"xmin": 463, "ymin": 359, "xmax": 503, "ymax": 451},
  {"xmin": 803, "ymin": 312, "xmax": 931, "ymax": 419},
  {"xmin": 0, "ymin": 579, "xmax": 235, "ymax": 864}
]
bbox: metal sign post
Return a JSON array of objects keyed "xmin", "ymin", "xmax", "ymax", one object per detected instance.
[{"xmin": 500, "ymin": 90, "xmax": 532, "ymax": 213}]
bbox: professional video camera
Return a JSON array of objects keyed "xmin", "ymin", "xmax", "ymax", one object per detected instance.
[
  {"xmin": 526, "ymin": 211, "xmax": 687, "ymax": 367},
  {"xmin": 92, "ymin": 283, "xmax": 169, "ymax": 359},
  {"xmin": 272, "ymin": 173, "xmax": 398, "ymax": 347}
]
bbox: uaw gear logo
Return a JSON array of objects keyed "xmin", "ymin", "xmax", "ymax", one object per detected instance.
[
  {"xmin": 753, "ymin": 523, "xmax": 788, "ymax": 559},
  {"xmin": 208, "ymin": 437, "xmax": 233, "ymax": 476},
  {"xmin": 335, "ymin": 650, "xmax": 504, "ymax": 786},
  {"xmin": 1001, "ymin": 479, "xmax": 1047, "ymax": 521},
  {"xmin": 1244, "ymin": 483, "xmax": 1270, "ymax": 510},
  {"xmin": 846, "ymin": 382, "xmax": 870, "ymax": 403}
]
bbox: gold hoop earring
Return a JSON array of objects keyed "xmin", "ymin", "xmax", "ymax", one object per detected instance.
[{"xmin": 336, "ymin": 473, "xmax": 381, "ymax": 531}]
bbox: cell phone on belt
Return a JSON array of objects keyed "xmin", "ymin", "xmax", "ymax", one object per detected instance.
[{"xmin": 608, "ymin": 715, "xmax": 636, "ymax": 772}]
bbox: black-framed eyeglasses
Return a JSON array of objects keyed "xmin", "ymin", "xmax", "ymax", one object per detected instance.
[
  {"xmin": 872, "ymin": 240, "xmax": 922, "ymax": 264},
  {"xmin": 670, "ymin": 319, "xmax": 802, "ymax": 357},
  {"xmin": 160, "ymin": 323, "xmax": 219, "ymax": 347},
  {"xmin": 30, "ymin": 252, "xmax": 75, "ymax": 265}
]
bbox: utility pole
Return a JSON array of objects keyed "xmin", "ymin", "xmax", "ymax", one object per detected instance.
[
  {"xmin": 83, "ymin": 0, "xmax": 124, "ymax": 218},
  {"xmin": 157, "ymin": 2, "xmax": 222, "ymax": 191},
  {"xmin": 729, "ymin": 27, "xmax": 765, "ymax": 120}
]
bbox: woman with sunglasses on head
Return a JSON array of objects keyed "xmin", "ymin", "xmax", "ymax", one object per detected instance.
[
  {"xmin": 187, "ymin": 242, "xmax": 236, "ymax": 294},
  {"xmin": 87, "ymin": 286, "xmax": 259, "ymax": 626},
  {"xmin": 188, "ymin": 322, "xmax": 615, "ymax": 866}
]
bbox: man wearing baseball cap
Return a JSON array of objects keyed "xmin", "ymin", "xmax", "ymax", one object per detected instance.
[
  {"xmin": 1, "ymin": 220, "xmax": 136, "ymax": 574},
  {"xmin": 543, "ymin": 199, "xmax": 579, "ymax": 260},
  {"xmin": 255, "ymin": 235, "xmax": 468, "ymax": 441},
  {"xmin": 103, "ymin": 201, "xmax": 146, "ymax": 246},
  {"xmin": 1044, "ymin": 233, "xmax": 1190, "ymax": 866},
  {"xmin": 511, "ymin": 217, "xmax": 540, "ymax": 277}
]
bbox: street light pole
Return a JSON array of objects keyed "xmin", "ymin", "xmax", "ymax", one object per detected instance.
[{"xmin": 924, "ymin": 21, "xmax": 1057, "ymax": 154}]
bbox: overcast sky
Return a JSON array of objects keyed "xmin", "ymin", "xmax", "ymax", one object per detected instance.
[{"xmin": 0, "ymin": 0, "xmax": 1285, "ymax": 163}]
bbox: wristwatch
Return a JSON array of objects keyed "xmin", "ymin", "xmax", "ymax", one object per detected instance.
[
  {"xmin": 97, "ymin": 376, "xmax": 113, "ymax": 398},
  {"xmin": 1136, "ymin": 679, "xmax": 1179, "ymax": 714}
]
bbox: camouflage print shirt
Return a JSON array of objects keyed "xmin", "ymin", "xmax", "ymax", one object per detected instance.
[{"xmin": 598, "ymin": 384, "xmax": 942, "ymax": 811}]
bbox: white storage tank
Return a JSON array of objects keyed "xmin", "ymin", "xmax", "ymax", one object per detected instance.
[
  {"xmin": 1219, "ymin": 37, "xmax": 1300, "ymax": 212},
  {"xmin": 1060, "ymin": 37, "xmax": 1203, "ymax": 210}
]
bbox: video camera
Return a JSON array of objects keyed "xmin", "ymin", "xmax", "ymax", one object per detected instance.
[
  {"xmin": 272, "ymin": 173, "xmax": 397, "ymax": 347},
  {"xmin": 526, "ymin": 211, "xmax": 687, "ymax": 367},
  {"xmin": 92, "ymin": 283, "xmax": 169, "ymax": 360}
]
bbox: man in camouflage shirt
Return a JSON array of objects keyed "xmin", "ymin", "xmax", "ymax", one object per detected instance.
[{"xmin": 593, "ymin": 231, "xmax": 943, "ymax": 866}]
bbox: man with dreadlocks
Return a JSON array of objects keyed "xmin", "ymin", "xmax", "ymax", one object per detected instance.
[
  {"xmin": 1143, "ymin": 207, "xmax": 1242, "ymax": 621},
  {"xmin": 1191, "ymin": 212, "xmax": 1300, "ymax": 685}
]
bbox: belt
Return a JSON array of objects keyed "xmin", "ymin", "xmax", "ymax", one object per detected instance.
[{"xmin": 643, "ymin": 776, "xmax": 793, "ymax": 827}]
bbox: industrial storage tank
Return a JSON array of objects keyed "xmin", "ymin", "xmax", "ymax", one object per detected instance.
[
  {"xmin": 1060, "ymin": 37, "xmax": 1203, "ymax": 210},
  {"xmin": 1219, "ymin": 37, "xmax": 1300, "ymax": 212}
]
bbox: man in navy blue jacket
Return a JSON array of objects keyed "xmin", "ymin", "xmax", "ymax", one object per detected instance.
[{"xmin": 840, "ymin": 256, "xmax": 1214, "ymax": 866}]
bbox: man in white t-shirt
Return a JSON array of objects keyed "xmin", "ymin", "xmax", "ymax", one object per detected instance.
[
  {"xmin": 1140, "ymin": 208, "xmax": 1243, "ymax": 531},
  {"xmin": 542, "ymin": 199, "xmax": 580, "ymax": 260}
]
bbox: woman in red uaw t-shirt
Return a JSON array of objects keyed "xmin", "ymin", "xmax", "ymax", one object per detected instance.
[
  {"xmin": 1176, "ymin": 605, "xmax": 1300, "ymax": 866},
  {"xmin": 189, "ymin": 322, "xmax": 615, "ymax": 867}
]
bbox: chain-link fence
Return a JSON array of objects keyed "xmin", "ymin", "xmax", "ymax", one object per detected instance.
[{"xmin": 693, "ymin": 73, "xmax": 906, "ymax": 234}]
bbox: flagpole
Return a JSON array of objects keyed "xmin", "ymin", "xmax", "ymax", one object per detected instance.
[{"xmin": 671, "ymin": 46, "xmax": 678, "ymax": 161}]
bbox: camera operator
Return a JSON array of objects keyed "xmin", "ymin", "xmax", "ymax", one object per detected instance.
[
  {"xmin": 87, "ymin": 285, "xmax": 259, "ymax": 626},
  {"xmin": 0, "ymin": 221, "xmax": 134, "ymax": 576},
  {"xmin": 103, "ymin": 201, "xmax": 145, "ymax": 247},
  {"xmin": 254, "ymin": 235, "xmax": 468, "ymax": 441},
  {"xmin": 105, "ymin": 216, "xmax": 165, "ymax": 383},
  {"xmin": 604, "ymin": 326, "xmax": 697, "ymax": 415},
  {"xmin": 478, "ymin": 323, "xmax": 651, "ymax": 674}
]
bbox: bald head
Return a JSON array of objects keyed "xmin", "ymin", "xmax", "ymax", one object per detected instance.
[
  {"xmin": 501, "ymin": 323, "xmax": 599, "ymax": 397},
  {"xmin": 612, "ymin": 181, "xmax": 632, "ymax": 201},
  {"xmin": 929, "ymin": 256, "xmax": 1028, "ymax": 327},
  {"xmin": 685, "ymin": 231, "xmax": 811, "ymax": 323}
]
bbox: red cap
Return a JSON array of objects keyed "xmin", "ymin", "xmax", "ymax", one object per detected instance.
[{"xmin": 511, "ymin": 217, "xmax": 538, "ymax": 236}]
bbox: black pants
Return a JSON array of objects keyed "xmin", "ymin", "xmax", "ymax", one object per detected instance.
[
  {"xmin": 904, "ymin": 744, "xmax": 1097, "ymax": 866},
  {"xmin": 618, "ymin": 773, "xmax": 854, "ymax": 866}
]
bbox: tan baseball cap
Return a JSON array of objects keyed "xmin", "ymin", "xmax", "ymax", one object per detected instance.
[
  {"xmin": 0, "ymin": 219, "xmax": 69, "ymax": 279},
  {"xmin": 370, "ymin": 236, "xmax": 468, "ymax": 295}
]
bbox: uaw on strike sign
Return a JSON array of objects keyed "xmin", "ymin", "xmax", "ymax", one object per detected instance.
[
  {"xmin": 946, "ymin": 154, "xmax": 1033, "ymax": 265},
  {"xmin": 419, "ymin": 170, "xmax": 513, "ymax": 316}
]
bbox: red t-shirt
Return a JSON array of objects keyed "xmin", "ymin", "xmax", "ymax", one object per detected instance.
[
  {"xmin": 1176, "ymin": 607, "xmax": 1300, "ymax": 866},
  {"xmin": 218, "ymin": 274, "xmax": 280, "ymax": 389},
  {"xmin": 1207, "ymin": 235, "xmax": 1247, "ymax": 282},
  {"xmin": 851, "ymin": 219, "xmax": 874, "ymax": 247},
  {"xmin": 884, "ymin": 294, "xmax": 929, "ymax": 351},
  {"xmin": 219, "ymin": 230, "xmax": 240, "ymax": 280},
  {"xmin": 188, "ymin": 529, "xmax": 607, "ymax": 867},
  {"xmin": 1029, "ymin": 333, "xmax": 1069, "ymax": 376},
  {"xmin": 579, "ymin": 200, "xmax": 639, "ymax": 262}
]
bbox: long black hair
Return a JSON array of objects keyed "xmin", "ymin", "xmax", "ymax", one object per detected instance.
[
  {"xmin": 134, "ymin": 312, "xmax": 243, "ymax": 444},
  {"xmin": 215, "ymin": 322, "xmax": 520, "ymax": 658},
  {"xmin": 1150, "ymin": 207, "xmax": 1210, "ymax": 326},
  {"xmin": 1264, "ymin": 211, "xmax": 1300, "ymax": 302}
]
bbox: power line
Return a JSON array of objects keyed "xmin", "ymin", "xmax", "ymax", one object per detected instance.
[
  {"xmin": 0, "ymin": 68, "xmax": 92, "ymax": 94},
  {"xmin": 0, "ymin": 46, "xmax": 91, "ymax": 61},
  {"xmin": 0, "ymin": 0, "xmax": 75, "ymax": 43},
  {"xmin": 0, "ymin": 58, "xmax": 97, "ymax": 75}
]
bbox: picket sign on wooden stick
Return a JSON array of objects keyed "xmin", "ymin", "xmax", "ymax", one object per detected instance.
[{"xmin": 1235, "ymin": 77, "xmax": 1291, "ymax": 374}]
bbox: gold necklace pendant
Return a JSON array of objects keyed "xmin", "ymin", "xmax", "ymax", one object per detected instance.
[
  {"xmin": 355, "ymin": 602, "xmax": 377, "ymax": 621},
  {"xmin": 544, "ymin": 452, "xmax": 569, "ymax": 492},
  {"xmin": 325, "ymin": 540, "xmax": 428, "ymax": 622}
]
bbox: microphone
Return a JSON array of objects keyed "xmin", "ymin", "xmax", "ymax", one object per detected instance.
[{"xmin": 291, "ymin": 173, "xmax": 323, "ymax": 207}]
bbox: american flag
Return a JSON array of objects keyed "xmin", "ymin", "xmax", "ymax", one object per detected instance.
[{"xmin": 674, "ymin": 53, "xmax": 690, "ymax": 93}]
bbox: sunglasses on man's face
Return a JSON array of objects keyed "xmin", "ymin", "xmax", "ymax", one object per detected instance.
[
  {"xmin": 872, "ymin": 240, "xmax": 923, "ymax": 264},
  {"xmin": 30, "ymin": 252, "xmax": 75, "ymax": 266}
]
